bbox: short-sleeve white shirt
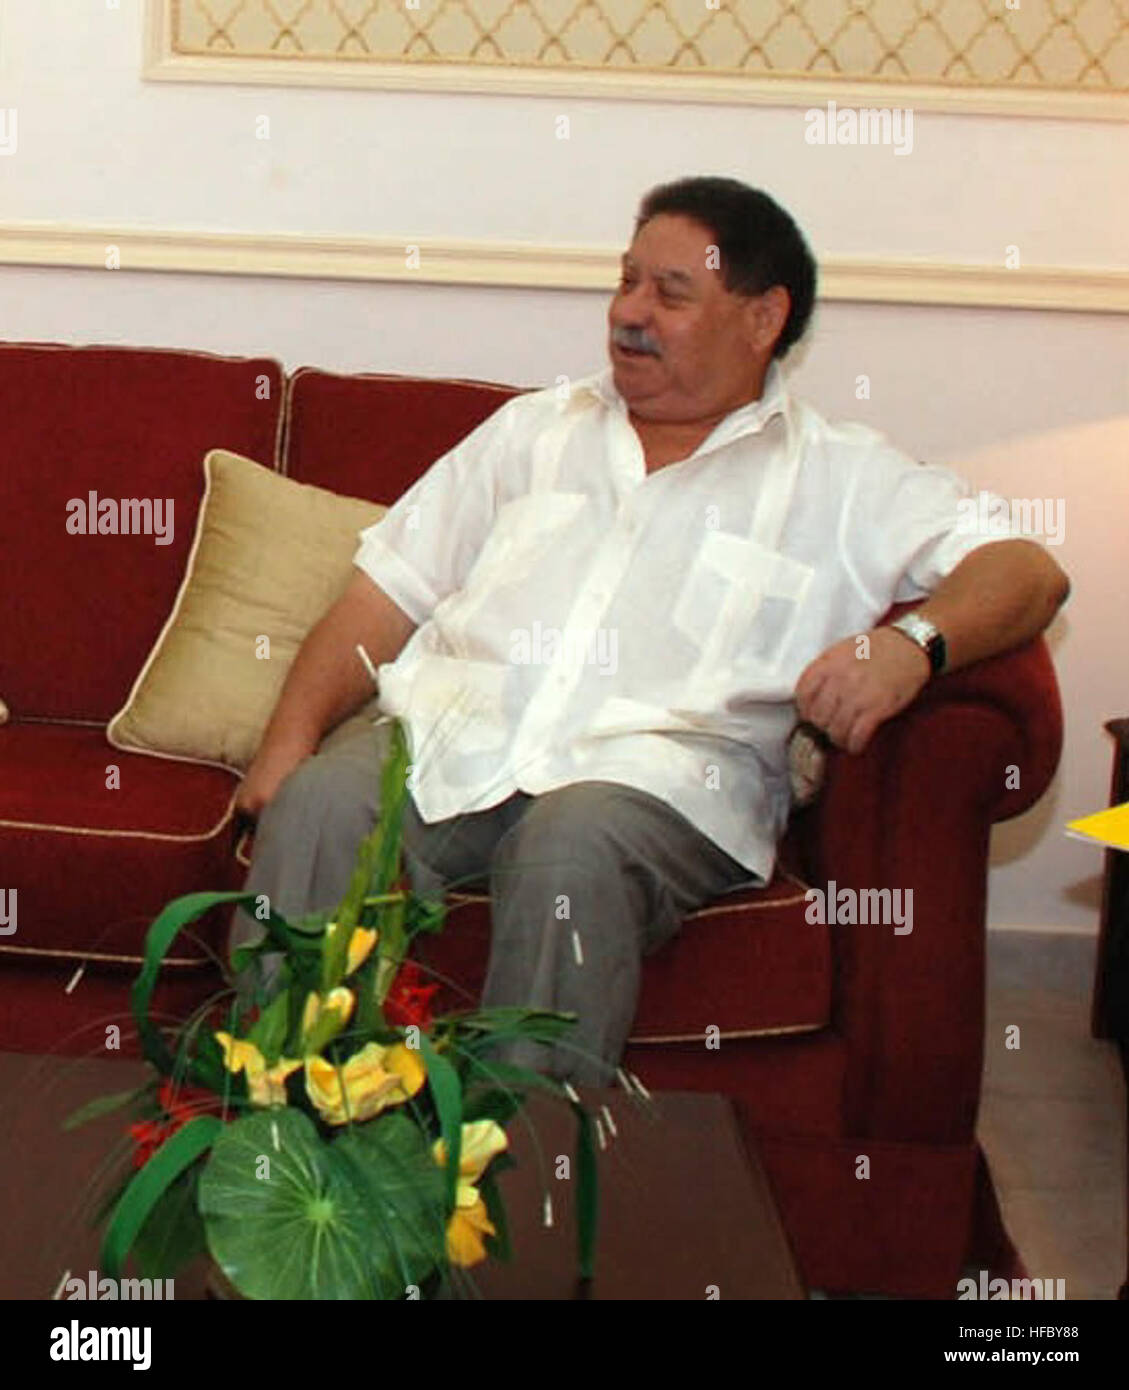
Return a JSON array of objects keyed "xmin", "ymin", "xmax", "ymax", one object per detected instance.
[{"xmin": 353, "ymin": 361, "xmax": 1011, "ymax": 880}]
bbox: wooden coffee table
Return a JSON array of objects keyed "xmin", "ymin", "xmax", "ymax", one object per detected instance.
[
  {"xmin": 0, "ymin": 1052, "xmax": 804, "ymax": 1301},
  {"xmin": 465, "ymin": 1086, "xmax": 805, "ymax": 1300}
]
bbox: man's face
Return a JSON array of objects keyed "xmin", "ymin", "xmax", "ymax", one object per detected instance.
[{"xmin": 607, "ymin": 212, "xmax": 776, "ymax": 424}]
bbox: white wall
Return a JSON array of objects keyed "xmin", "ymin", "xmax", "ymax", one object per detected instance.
[
  {"xmin": 2, "ymin": 0, "xmax": 1127, "ymax": 930},
  {"xmin": 957, "ymin": 417, "xmax": 1129, "ymax": 937}
]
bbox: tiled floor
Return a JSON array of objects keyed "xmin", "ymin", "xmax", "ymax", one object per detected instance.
[{"xmin": 979, "ymin": 929, "xmax": 1127, "ymax": 1301}]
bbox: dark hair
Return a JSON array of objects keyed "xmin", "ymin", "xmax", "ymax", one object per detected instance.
[{"xmin": 635, "ymin": 176, "xmax": 817, "ymax": 359}]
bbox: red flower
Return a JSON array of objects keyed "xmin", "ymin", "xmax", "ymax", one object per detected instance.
[
  {"xmin": 384, "ymin": 962, "xmax": 440, "ymax": 1031},
  {"xmin": 127, "ymin": 1080, "xmax": 226, "ymax": 1169},
  {"xmin": 127, "ymin": 1117, "xmax": 173, "ymax": 1170}
]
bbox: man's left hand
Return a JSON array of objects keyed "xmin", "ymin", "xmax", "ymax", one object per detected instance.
[{"xmin": 794, "ymin": 627, "xmax": 930, "ymax": 755}]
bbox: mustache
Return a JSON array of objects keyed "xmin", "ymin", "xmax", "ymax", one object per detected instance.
[{"xmin": 611, "ymin": 325, "xmax": 661, "ymax": 356}]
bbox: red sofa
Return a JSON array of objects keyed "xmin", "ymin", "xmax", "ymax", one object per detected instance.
[{"xmin": 0, "ymin": 340, "xmax": 1062, "ymax": 1297}]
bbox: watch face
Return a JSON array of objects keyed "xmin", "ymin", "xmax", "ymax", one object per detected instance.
[{"xmin": 895, "ymin": 615, "xmax": 945, "ymax": 672}]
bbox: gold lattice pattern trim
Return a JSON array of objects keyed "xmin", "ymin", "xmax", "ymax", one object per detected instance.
[{"xmin": 171, "ymin": 0, "xmax": 1129, "ymax": 90}]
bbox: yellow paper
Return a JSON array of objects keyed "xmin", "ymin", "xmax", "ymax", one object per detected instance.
[{"xmin": 1065, "ymin": 802, "xmax": 1129, "ymax": 852}]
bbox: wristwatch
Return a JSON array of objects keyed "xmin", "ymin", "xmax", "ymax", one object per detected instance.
[{"xmin": 889, "ymin": 612, "xmax": 947, "ymax": 675}]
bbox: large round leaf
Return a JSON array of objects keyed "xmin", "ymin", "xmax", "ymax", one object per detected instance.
[
  {"xmin": 334, "ymin": 1114, "xmax": 448, "ymax": 1288},
  {"xmin": 197, "ymin": 1108, "xmax": 446, "ymax": 1299}
]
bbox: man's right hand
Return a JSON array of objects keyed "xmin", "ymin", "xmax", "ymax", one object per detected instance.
[
  {"xmin": 235, "ymin": 737, "xmax": 314, "ymax": 821},
  {"xmin": 232, "ymin": 572, "xmax": 418, "ymax": 824}
]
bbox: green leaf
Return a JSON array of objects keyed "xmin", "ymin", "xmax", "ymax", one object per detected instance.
[
  {"xmin": 447, "ymin": 1007, "xmax": 578, "ymax": 1042},
  {"xmin": 197, "ymin": 1108, "xmax": 445, "ymax": 1299},
  {"xmin": 462, "ymin": 1086, "xmax": 524, "ymax": 1127},
  {"xmin": 229, "ymin": 945, "xmax": 258, "ymax": 976},
  {"xmin": 323, "ymin": 901, "xmax": 360, "ymax": 989},
  {"xmin": 373, "ymin": 896, "xmax": 407, "ymax": 1004},
  {"xmin": 352, "ymin": 941, "xmax": 386, "ymax": 1036},
  {"xmin": 376, "ymin": 722, "xmax": 409, "ymax": 885},
  {"xmin": 289, "ymin": 910, "xmax": 334, "ymax": 937},
  {"xmin": 330, "ymin": 732, "xmax": 403, "ymax": 956},
  {"xmin": 301, "ymin": 999, "xmax": 353, "ymax": 1056},
  {"xmin": 199, "ymin": 1108, "xmax": 377, "ymax": 1299},
  {"xmin": 131, "ymin": 890, "xmax": 291, "ymax": 1076},
  {"xmin": 64, "ymin": 1085, "xmax": 152, "ymax": 1132},
  {"xmin": 246, "ymin": 989, "xmax": 290, "ymax": 1066},
  {"xmin": 456, "ymin": 1055, "xmax": 570, "ymax": 1106},
  {"xmin": 335, "ymin": 1114, "xmax": 447, "ymax": 1290},
  {"xmin": 131, "ymin": 1167, "xmax": 207, "ymax": 1280},
  {"xmin": 185, "ymin": 1024, "xmax": 235, "ymax": 1098},
  {"xmin": 574, "ymin": 1106, "xmax": 599, "ymax": 1282},
  {"xmin": 417, "ymin": 1033, "xmax": 462, "ymax": 1215},
  {"xmin": 479, "ymin": 1167, "xmax": 512, "ymax": 1263},
  {"xmin": 101, "ymin": 1116, "xmax": 223, "ymax": 1279},
  {"xmin": 405, "ymin": 895, "xmax": 446, "ymax": 938}
]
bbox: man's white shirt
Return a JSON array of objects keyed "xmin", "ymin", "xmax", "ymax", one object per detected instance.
[{"xmin": 353, "ymin": 362, "xmax": 1014, "ymax": 882}]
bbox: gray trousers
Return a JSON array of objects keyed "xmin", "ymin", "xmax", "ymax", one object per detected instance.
[{"xmin": 233, "ymin": 715, "xmax": 754, "ymax": 1084}]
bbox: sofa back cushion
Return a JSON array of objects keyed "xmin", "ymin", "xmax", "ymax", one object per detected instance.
[
  {"xmin": 0, "ymin": 343, "xmax": 284, "ymax": 721},
  {"xmin": 283, "ymin": 368, "xmax": 522, "ymax": 501}
]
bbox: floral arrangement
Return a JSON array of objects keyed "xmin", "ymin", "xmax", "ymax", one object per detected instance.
[{"xmin": 71, "ymin": 719, "xmax": 597, "ymax": 1299}]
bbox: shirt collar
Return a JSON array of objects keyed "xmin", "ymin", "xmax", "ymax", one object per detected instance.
[{"xmin": 576, "ymin": 358, "xmax": 791, "ymax": 451}]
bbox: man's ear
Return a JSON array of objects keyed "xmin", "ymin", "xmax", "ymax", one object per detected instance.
[{"xmin": 745, "ymin": 285, "xmax": 791, "ymax": 357}]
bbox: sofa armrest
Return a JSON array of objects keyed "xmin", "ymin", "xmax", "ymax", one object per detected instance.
[
  {"xmin": 893, "ymin": 614, "xmax": 1063, "ymax": 824},
  {"xmin": 796, "ymin": 633, "xmax": 1063, "ymax": 1144}
]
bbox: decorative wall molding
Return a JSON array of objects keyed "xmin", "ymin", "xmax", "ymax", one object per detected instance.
[
  {"xmin": 144, "ymin": 0, "xmax": 1129, "ymax": 121},
  {"xmin": 2, "ymin": 221, "xmax": 1127, "ymax": 314}
]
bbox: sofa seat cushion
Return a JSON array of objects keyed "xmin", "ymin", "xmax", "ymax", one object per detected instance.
[
  {"xmin": 0, "ymin": 723, "xmax": 240, "ymax": 964},
  {"xmin": 415, "ymin": 868, "xmax": 830, "ymax": 1041},
  {"xmin": 631, "ymin": 871, "xmax": 830, "ymax": 1040},
  {"xmin": 0, "ymin": 959, "xmax": 225, "ymax": 1057}
]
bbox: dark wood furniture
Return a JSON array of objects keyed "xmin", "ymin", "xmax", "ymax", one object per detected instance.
[
  {"xmin": 0, "ymin": 1054, "xmax": 803, "ymax": 1301},
  {"xmin": 466, "ymin": 1087, "xmax": 804, "ymax": 1300},
  {"xmin": 1091, "ymin": 719, "xmax": 1129, "ymax": 1300},
  {"xmin": 1093, "ymin": 718, "xmax": 1129, "ymax": 1042}
]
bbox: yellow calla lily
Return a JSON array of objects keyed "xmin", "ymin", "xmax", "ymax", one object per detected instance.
[
  {"xmin": 301, "ymin": 986, "xmax": 355, "ymax": 1048},
  {"xmin": 215, "ymin": 1032, "xmax": 261, "ymax": 1075},
  {"xmin": 345, "ymin": 927, "xmax": 378, "ymax": 975},
  {"xmin": 324, "ymin": 921, "xmax": 379, "ymax": 979},
  {"xmin": 304, "ymin": 1042, "xmax": 425, "ymax": 1126},
  {"xmin": 432, "ymin": 1120, "xmax": 509, "ymax": 1266},
  {"xmin": 214, "ymin": 1032, "xmax": 301, "ymax": 1107},
  {"xmin": 246, "ymin": 1057, "xmax": 303, "ymax": 1107},
  {"xmin": 433, "ymin": 1119, "xmax": 509, "ymax": 1207},
  {"xmin": 445, "ymin": 1196, "xmax": 497, "ymax": 1268}
]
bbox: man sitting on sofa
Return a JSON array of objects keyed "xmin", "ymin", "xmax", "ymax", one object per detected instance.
[{"xmin": 233, "ymin": 175, "xmax": 1069, "ymax": 1084}]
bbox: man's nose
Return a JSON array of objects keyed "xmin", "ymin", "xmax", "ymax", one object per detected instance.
[{"xmin": 611, "ymin": 283, "xmax": 652, "ymax": 323}]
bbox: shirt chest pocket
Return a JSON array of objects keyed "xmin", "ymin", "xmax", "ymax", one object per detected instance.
[
  {"xmin": 467, "ymin": 492, "xmax": 588, "ymax": 587},
  {"xmin": 672, "ymin": 530, "xmax": 814, "ymax": 673}
]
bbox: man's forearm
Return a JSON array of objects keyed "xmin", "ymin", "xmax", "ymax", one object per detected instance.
[
  {"xmin": 796, "ymin": 538, "xmax": 1069, "ymax": 754},
  {"xmin": 911, "ymin": 538, "xmax": 1069, "ymax": 673},
  {"xmin": 257, "ymin": 571, "xmax": 417, "ymax": 758}
]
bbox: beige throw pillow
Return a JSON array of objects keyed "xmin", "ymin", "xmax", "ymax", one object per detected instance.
[{"xmin": 108, "ymin": 449, "xmax": 387, "ymax": 771}]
